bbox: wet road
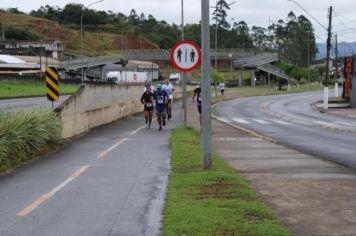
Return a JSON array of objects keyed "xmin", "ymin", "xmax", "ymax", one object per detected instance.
[
  {"xmin": 0, "ymin": 96, "xmax": 70, "ymax": 111},
  {"xmin": 215, "ymin": 90, "xmax": 356, "ymax": 169},
  {"xmin": 0, "ymin": 103, "xmax": 182, "ymax": 236}
]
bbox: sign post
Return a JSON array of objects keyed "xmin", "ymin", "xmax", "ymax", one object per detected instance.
[
  {"xmin": 46, "ymin": 66, "xmax": 59, "ymax": 108},
  {"xmin": 170, "ymin": 40, "xmax": 201, "ymax": 127}
]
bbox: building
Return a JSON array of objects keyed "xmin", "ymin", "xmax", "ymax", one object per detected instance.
[
  {"xmin": 102, "ymin": 60, "xmax": 160, "ymax": 81},
  {"xmin": 0, "ymin": 40, "xmax": 64, "ymax": 59}
]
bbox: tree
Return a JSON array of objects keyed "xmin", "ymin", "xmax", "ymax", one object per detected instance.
[
  {"xmin": 251, "ymin": 26, "xmax": 268, "ymax": 49},
  {"xmin": 212, "ymin": 0, "xmax": 231, "ymax": 30}
]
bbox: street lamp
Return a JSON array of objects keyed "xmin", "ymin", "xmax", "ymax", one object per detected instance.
[
  {"xmin": 286, "ymin": 0, "xmax": 332, "ymax": 109},
  {"xmin": 211, "ymin": 0, "xmax": 235, "ymax": 96},
  {"xmin": 228, "ymin": 53, "xmax": 233, "ymax": 80},
  {"xmin": 80, "ymin": 0, "xmax": 104, "ymax": 84}
]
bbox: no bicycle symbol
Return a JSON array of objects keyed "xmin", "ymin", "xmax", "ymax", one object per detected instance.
[{"xmin": 170, "ymin": 40, "xmax": 201, "ymax": 72}]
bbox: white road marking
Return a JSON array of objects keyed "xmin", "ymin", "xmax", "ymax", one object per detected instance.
[
  {"xmin": 313, "ymin": 121, "xmax": 336, "ymax": 126},
  {"xmin": 274, "ymin": 120, "xmax": 291, "ymax": 125},
  {"xmin": 17, "ymin": 166, "xmax": 90, "ymax": 217},
  {"xmin": 334, "ymin": 121, "xmax": 354, "ymax": 126},
  {"xmin": 98, "ymin": 138, "xmax": 128, "ymax": 159},
  {"xmin": 130, "ymin": 125, "xmax": 146, "ymax": 136},
  {"xmin": 253, "ymin": 119, "xmax": 271, "ymax": 124},
  {"xmin": 232, "ymin": 118, "xmax": 250, "ymax": 124}
]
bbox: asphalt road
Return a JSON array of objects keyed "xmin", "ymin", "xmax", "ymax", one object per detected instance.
[
  {"xmin": 0, "ymin": 95, "xmax": 70, "ymax": 111},
  {"xmin": 0, "ymin": 103, "xmax": 182, "ymax": 236},
  {"xmin": 215, "ymin": 90, "xmax": 356, "ymax": 169}
]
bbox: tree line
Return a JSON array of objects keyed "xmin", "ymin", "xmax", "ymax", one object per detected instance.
[{"xmin": 2, "ymin": 0, "xmax": 318, "ymax": 67}]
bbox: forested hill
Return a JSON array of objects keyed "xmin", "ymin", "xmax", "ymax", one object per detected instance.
[
  {"xmin": 1, "ymin": 2, "xmax": 319, "ymax": 68},
  {"xmin": 317, "ymin": 42, "xmax": 356, "ymax": 60}
]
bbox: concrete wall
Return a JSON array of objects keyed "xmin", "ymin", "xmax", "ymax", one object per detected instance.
[{"xmin": 55, "ymin": 84, "xmax": 184, "ymax": 139}]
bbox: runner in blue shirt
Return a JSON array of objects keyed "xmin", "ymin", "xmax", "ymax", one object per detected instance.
[{"xmin": 153, "ymin": 83, "xmax": 168, "ymax": 131}]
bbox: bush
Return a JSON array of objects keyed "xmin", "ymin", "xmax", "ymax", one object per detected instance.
[
  {"xmin": 0, "ymin": 108, "xmax": 62, "ymax": 172},
  {"xmin": 4, "ymin": 26, "xmax": 40, "ymax": 40}
]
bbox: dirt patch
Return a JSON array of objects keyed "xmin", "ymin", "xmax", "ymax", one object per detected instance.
[
  {"xmin": 244, "ymin": 210, "xmax": 273, "ymax": 221},
  {"xmin": 197, "ymin": 181, "xmax": 252, "ymax": 200}
]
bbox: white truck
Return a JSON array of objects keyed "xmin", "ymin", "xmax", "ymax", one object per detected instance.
[{"xmin": 106, "ymin": 71, "xmax": 147, "ymax": 84}]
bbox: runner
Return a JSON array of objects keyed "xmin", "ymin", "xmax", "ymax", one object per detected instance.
[
  {"xmin": 162, "ymin": 78, "xmax": 174, "ymax": 120},
  {"xmin": 144, "ymin": 81, "xmax": 155, "ymax": 93},
  {"xmin": 141, "ymin": 84, "xmax": 154, "ymax": 128},
  {"xmin": 219, "ymin": 81, "xmax": 225, "ymax": 97},
  {"xmin": 192, "ymin": 84, "xmax": 202, "ymax": 131},
  {"xmin": 153, "ymin": 83, "xmax": 168, "ymax": 131}
]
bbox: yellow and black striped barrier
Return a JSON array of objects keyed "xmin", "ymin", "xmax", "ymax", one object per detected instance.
[{"xmin": 46, "ymin": 67, "xmax": 59, "ymax": 102}]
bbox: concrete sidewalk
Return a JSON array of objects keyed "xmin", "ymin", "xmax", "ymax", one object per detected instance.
[{"xmin": 187, "ymin": 99, "xmax": 356, "ymax": 236}]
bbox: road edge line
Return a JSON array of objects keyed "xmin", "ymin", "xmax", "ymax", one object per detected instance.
[{"xmin": 211, "ymin": 103, "xmax": 278, "ymax": 143}]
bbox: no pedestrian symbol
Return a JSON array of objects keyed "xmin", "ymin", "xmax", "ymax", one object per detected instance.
[{"xmin": 170, "ymin": 40, "xmax": 201, "ymax": 72}]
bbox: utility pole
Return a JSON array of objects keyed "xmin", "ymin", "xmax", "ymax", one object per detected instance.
[
  {"xmin": 323, "ymin": 6, "xmax": 333, "ymax": 109},
  {"xmin": 307, "ymin": 31, "xmax": 310, "ymax": 89},
  {"xmin": 201, "ymin": 0, "xmax": 212, "ymax": 169},
  {"xmin": 214, "ymin": 0, "xmax": 219, "ymax": 97},
  {"xmin": 334, "ymin": 34, "xmax": 339, "ymax": 97}
]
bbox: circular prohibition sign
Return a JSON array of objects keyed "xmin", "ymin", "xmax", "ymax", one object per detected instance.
[{"xmin": 170, "ymin": 40, "xmax": 202, "ymax": 72}]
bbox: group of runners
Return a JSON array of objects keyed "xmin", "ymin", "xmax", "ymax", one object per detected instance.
[
  {"xmin": 140, "ymin": 79, "xmax": 224, "ymax": 131},
  {"xmin": 140, "ymin": 79, "xmax": 174, "ymax": 131}
]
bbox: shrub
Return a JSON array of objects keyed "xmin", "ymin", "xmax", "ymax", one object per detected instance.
[{"xmin": 0, "ymin": 108, "xmax": 62, "ymax": 172}]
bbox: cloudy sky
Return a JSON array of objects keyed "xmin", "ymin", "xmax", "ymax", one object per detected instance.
[{"xmin": 1, "ymin": 0, "xmax": 355, "ymax": 43}]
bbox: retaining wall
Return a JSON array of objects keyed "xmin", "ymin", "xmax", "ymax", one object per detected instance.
[{"xmin": 55, "ymin": 84, "xmax": 184, "ymax": 139}]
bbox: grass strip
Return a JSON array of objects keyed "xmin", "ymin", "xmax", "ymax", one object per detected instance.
[
  {"xmin": 0, "ymin": 81, "xmax": 79, "ymax": 98},
  {"xmin": 0, "ymin": 108, "xmax": 62, "ymax": 172},
  {"xmin": 163, "ymin": 127, "xmax": 290, "ymax": 236}
]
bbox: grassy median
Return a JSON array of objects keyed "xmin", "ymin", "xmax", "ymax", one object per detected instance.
[
  {"xmin": 0, "ymin": 108, "xmax": 62, "ymax": 172},
  {"xmin": 0, "ymin": 80, "xmax": 79, "ymax": 98},
  {"xmin": 163, "ymin": 127, "xmax": 290, "ymax": 236}
]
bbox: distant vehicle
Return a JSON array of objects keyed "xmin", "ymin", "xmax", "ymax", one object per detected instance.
[
  {"xmin": 105, "ymin": 71, "xmax": 147, "ymax": 84},
  {"xmin": 169, "ymin": 73, "xmax": 181, "ymax": 84}
]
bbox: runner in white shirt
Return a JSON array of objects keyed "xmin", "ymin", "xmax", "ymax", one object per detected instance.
[
  {"xmin": 219, "ymin": 82, "xmax": 225, "ymax": 96},
  {"xmin": 162, "ymin": 78, "xmax": 174, "ymax": 120},
  {"xmin": 143, "ymin": 81, "xmax": 155, "ymax": 93}
]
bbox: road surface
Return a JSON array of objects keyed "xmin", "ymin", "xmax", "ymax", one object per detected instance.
[
  {"xmin": 215, "ymin": 90, "xmax": 356, "ymax": 169},
  {"xmin": 0, "ymin": 96, "xmax": 70, "ymax": 111},
  {"xmin": 0, "ymin": 103, "xmax": 181, "ymax": 236}
]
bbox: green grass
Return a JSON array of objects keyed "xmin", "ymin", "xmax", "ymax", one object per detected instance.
[
  {"xmin": 163, "ymin": 127, "xmax": 290, "ymax": 236},
  {"xmin": 0, "ymin": 80, "xmax": 80, "ymax": 98},
  {"xmin": 0, "ymin": 108, "xmax": 62, "ymax": 172}
]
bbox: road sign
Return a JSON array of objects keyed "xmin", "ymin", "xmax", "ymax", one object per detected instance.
[
  {"xmin": 170, "ymin": 40, "xmax": 201, "ymax": 72},
  {"xmin": 46, "ymin": 67, "xmax": 59, "ymax": 102}
]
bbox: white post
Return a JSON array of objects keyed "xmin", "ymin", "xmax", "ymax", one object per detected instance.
[
  {"xmin": 324, "ymin": 87, "xmax": 329, "ymax": 110},
  {"xmin": 288, "ymin": 84, "xmax": 291, "ymax": 91},
  {"xmin": 334, "ymin": 82, "xmax": 338, "ymax": 98}
]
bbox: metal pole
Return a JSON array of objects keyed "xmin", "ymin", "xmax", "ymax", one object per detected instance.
[
  {"xmin": 81, "ymin": 10, "xmax": 85, "ymax": 85},
  {"xmin": 214, "ymin": 0, "xmax": 218, "ymax": 97},
  {"xmin": 308, "ymin": 31, "xmax": 310, "ymax": 89},
  {"xmin": 201, "ymin": 0, "xmax": 212, "ymax": 169},
  {"xmin": 40, "ymin": 40, "xmax": 42, "ymax": 79},
  {"xmin": 181, "ymin": 0, "xmax": 187, "ymax": 126},
  {"xmin": 80, "ymin": 0, "xmax": 104, "ymax": 85}
]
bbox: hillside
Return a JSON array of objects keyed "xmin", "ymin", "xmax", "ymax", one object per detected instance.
[
  {"xmin": 0, "ymin": 12, "xmax": 158, "ymax": 56},
  {"xmin": 317, "ymin": 41, "xmax": 356, "ymax": 60}
]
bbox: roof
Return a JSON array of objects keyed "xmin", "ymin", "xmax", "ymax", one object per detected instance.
[{"xmin": 0, "ymin": 54, "xmax": 26, "ymax": 64}]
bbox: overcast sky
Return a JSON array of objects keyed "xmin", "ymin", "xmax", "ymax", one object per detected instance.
[{"xmin": 1, "ymin": 0, "xmax": 355, "ymax": 43}]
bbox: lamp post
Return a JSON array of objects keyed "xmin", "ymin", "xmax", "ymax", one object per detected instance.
[
  {"xmin": 80, "ymin": 0, "xmax": 104, "ymax": 84},
  {"xmin": 286, "ymin": 0, "xmax": 332, "ymax": 109},
  {"xmin": 211, "ymin": 0, "xmax": 235, "ymax": 96},
  {"xmin": 181, "ymin": 0, "xmax": 188, "ymax": 126}
]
